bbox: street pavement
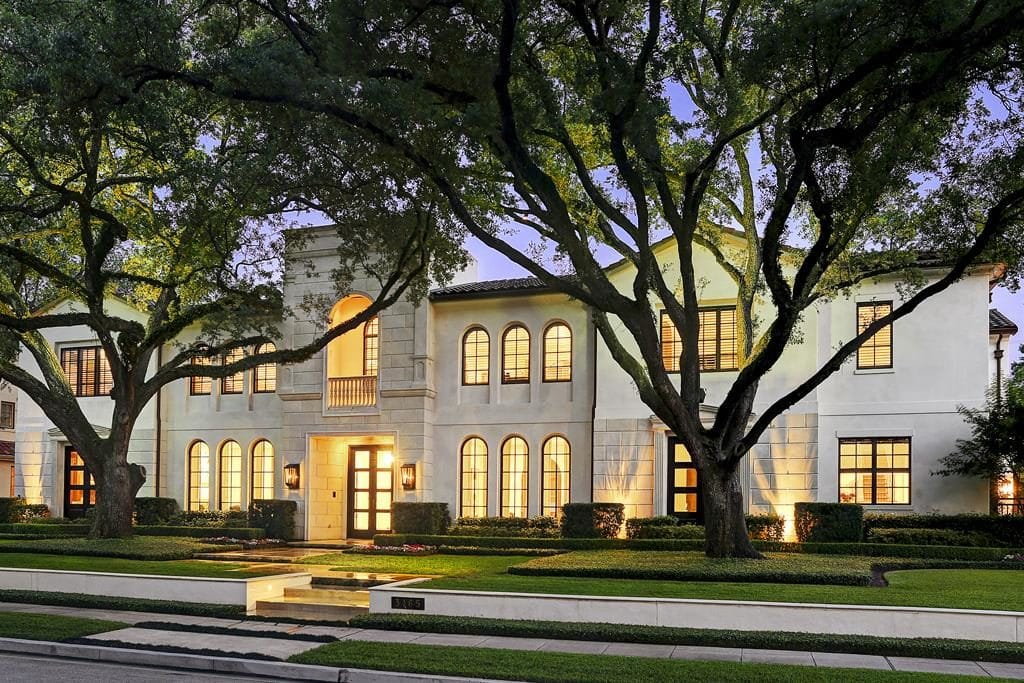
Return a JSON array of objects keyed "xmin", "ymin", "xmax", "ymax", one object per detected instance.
[{"xmin": 0, "ymin": 652, "xmax": 259, "ymax": 682}]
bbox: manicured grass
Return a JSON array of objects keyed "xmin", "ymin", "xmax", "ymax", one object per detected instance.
[
  {"xmin": 290, "ymin": 641, "xmax": 987, "ymax": 682},
  {"xmin": 350, "ymin": 613, "xmax": 1024, "ymax": 664},
  {"xmin": 423, "ymin": 569, "xmax": 1024, "ymax": 612},
  {"xmin": 0, "ymin": 611, "xmax": 124, "ymax": 641},
  {"xmin": 509, "ymin": 550, "xmax": 882, "ymax": 584},
  {"xmin": 297, "ymin": 552, "xmax": 530, "ymax": 577},
  {"xmin": 0, "ymin": 536, "xmax": 240, "ymax": 560},
  {"xmin": 0, "ymin": 552, "xmax": 281, "ymax": 578}
]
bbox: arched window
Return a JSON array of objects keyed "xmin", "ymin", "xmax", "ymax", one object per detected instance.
[
  {"xmin": 501, "ymin": 436, "xmax": 529, "ymax": 518},
  {"xmin": 219, "ymin": 440, "xmax": 242, "ymax": 511},
  {"xmin": 251, "ymin": 440, "xmax": 274, "ymax": 500},
  {"xmin": 543, "ymin": 323, "xmax": 572, "ymax": 382},
  {"xmin": 363, "ymin": 316, "xmax": 379, "ymax": 376},
  {"xmin": 460, "ymin": 438, "xmax": 488, "ymax": 517},
  {"xmin": 189, "ymin": 347, "xmax": 212, "ymax": 396},
  {"xmin": 188, "ymin": 441, "xmax": 210, "ymax": 511},
  {"xmin": 221, "ymin": 347, "xmax": 245, "ymax": 394},
  {"xmin": 462, "ymin": 328, "xmax": 490, "ymax": 385},
  {"xmin": 542, "ymin": 436, "xmax": 571, "ymax": 518},
  {"xmin": 501, "ymin": 326, "xmax": 530, "ymax": 384},
  {"xmin": 252, "ymin": 342, "xmax": 277, "ymax": 394}
]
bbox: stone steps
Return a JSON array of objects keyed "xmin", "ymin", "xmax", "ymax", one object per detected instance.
[{"xmin": 251, "ymin": 584, "xmax": 371, "ymax": 621}]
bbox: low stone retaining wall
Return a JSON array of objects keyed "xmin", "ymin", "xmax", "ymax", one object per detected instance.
[
  {"xmin": 369, "ymin": 579, "xmax": 1024, "ymax": 643},
  {"xmin": 0, "ymin": 568, "xmax": 311, "ymax": 610}
]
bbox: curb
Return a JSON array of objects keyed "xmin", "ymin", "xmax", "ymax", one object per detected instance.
[{"xmin": 0, "ymin": 637, "xmax": 504, "ymax": 682}]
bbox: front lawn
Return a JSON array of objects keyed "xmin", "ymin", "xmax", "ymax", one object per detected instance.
[
  {"xmin": 297, "ymin": 552, "xmax": 529, "ymax": 577},
  {"xmin": 0, "ymin": 611, "xmax": 124, "ymax": 641},
  {"xmin": 0, "ymin": 536, "xmax": 238, "ymax": 560},
  {"xmin": 290, "ymin": 640, "xmax": 986, "ymax": 683},
  {"xmin": 0, "ymin": 552, "xmax": 281, "ymax": 578},
  {"xmin": 423, "ymin": 569, "xmax": 1024, "ymax": 612}
]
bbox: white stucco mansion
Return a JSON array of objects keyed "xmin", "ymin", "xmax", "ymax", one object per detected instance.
[{"xmin": 12, "ymin": 227, "xmax": 1020, "ymax": 539}]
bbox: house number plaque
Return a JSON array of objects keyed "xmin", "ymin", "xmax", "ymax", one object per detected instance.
[{"xmin": 391, "ymin": 596, "xmax": 425, "ymax": 610}]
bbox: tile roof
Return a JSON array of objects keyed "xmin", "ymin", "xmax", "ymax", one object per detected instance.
[
  {"xmin": 990, "ymin": 308, "xmax": 1019, "ymax": 335},
  {"xmin": 430, "ymin": 276, "xmax": 550, "ymax": 300}
]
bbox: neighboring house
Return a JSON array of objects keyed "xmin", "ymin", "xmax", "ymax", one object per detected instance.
[{"xmin": 12, "ymin": 227, "xmax": 1017, "ymax": 539}]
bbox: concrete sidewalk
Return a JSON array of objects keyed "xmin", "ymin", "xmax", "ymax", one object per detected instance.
[{"xmin": 4, "ymin": 601, "xmax": 1024, "ymax": 679}]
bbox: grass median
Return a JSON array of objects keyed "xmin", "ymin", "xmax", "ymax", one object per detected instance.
[
  {"xmin": 296, "ymin": 552, "xmax": 530, "ymax": 577},
  {"xmin": 0, "ymin": 536, "xmax": 238, "ymax": 560},
  {"xmin": 0, "ymin": 551, "xmax": 282, "ymax": 578},
  {"xmin": 290, "ymin": 640, "xmax": 988, "ymax": 682},
  {"xmin": 0, "ymin": 611, "xmax": 124, "ymax": 641}
]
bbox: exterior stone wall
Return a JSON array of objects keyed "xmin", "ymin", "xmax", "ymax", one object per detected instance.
[{"xmin": 592, "ymin": 418, "xmax": 656, "ymax": 520}]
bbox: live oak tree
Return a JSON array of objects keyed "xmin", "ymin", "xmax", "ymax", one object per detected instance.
[
  {"xmin": 158, "ymin": 0, "xmax": 1024, "ymax": 557},
  {"xmin": 0, "ymin": 1, "xmax": 462, "ymax": 537}
]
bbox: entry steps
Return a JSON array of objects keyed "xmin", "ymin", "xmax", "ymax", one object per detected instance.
[{"xmin": 251, "ymin": 583, "xmax": 370, "ymax": 621}]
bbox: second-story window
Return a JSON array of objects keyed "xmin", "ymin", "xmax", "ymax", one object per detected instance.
[
  {"xmin": 189, "ymin": 353, "xmax": 212, "ymax": 396},
  {"xmin": 462, "ymin": 328, "xmax": 490, "ymax": 385},
  {"xmin": 543, "ymin": 323, "xmax": 572, "ymax": 382},
  {"xmin": 363, "ymin": 316, "xmax": 379, "ymax": 376},
  {"xmin": 857, "ymin": 301, "xmax": 893, "ymax": 369},
  {"xmin": 0, "ymin": 402, "xmax": 14, "ymax": 430},
  {"xmin": 252, "ymin": 342, "xmax": 277, "ymax": 393},
  {"xmin": 502, "ymin": 325, "xmax": 530, "ymax": 384},
  {"xmin": 221, "ymin": 347, "xmax": 244, "ymax": 394},
  {"xmin": 60, "ymin": 346, "xmax": 113, "ymax": 397},
  {"xmin": 660, "ymin": 307, "xmax": 739, "ymax": 372}
]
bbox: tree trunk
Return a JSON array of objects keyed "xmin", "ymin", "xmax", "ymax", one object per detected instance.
[
  {"xmin": 89, "ymin": 442, "xmax": 146, "ymax": 538},
  {"xmin": 701, "ymin": 460, "xmax": 762, "ymax": 559}
]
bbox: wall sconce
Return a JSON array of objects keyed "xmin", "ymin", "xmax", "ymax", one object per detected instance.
[
  {"xmin": 284, "ymin": 463, "xmax": 301, "ymax": 490},
  {"xmin": 400, "ymin": 464, "xmax": 416, "ymax": 490}
]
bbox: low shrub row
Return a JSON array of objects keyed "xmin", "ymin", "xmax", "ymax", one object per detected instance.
[
  {"xmin": 624, "ymin": 514, "xmax": 784, "ymax": 542},
  {"xmin": 0, "ymin": 499, "xmax": 51, "ymax": 524},
  {"xmin": 561, "ymin": 503, "xmax": 624, "ymax": 538},
  {"xmin": 794, "ymin": 502, "xmax": 863, "ymax": 542},
  {"xmin": 347, "ymin": 613, "xmax": 1024, "ymax": 665},
  {"xmin": 374, "ymin": 533, "xmax": 706, "ymax": 552},
  {"xmin": 448, "ymin": 515, "xmax": 559, "ymax": 538},
  {"xmin": 132, "ymin": 498, "xmax": 297, "ymax": 540},
  {"xmin": 0, "ymin": 589, "xmax": 246, "ymax": 618},
  {"xmin": 436, "ymin": 546, "xmax": 564, "ymax": 557},
  {"xmin": 863, "ymin": 512, "xmax": 1024, "ymax": 546},
  {"xmin": 134, "ymin": 525, "xmax": 264, "ymax": 540},
  {"xmin": 0, "ymin": 536, "xmax": 239, "ymax": 559},
  {"xmin": 392, "ymin": 502, "xmax": 450, "ymax": 535},
  {"xmin": 0, "ymin": 523, "xmax": 90, "ymax": 536},
  {"xmin": 506, "ymin": 561, "xmax": 872, "ymax": 586},
  {"xmin": 755, "ymin": 540, "xmax": 1024, "ymax": 561},
  {"xmin": 867, "ymin": 527, "xmax": 1000, "ymax": 547}
]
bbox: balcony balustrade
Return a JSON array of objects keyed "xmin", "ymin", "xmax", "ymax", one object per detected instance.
[{"xmin": 327, "ymin": 375, "xmax": 377, "ymax": 408}]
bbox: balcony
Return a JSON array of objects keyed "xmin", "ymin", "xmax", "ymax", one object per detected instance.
[
  {"xmin": 327, "ymin": 375, "xmax": 377, "ymax": 408},
  {"xmin": 997, "ymin": 498, "xmax": 1024, "ymax": 516}
]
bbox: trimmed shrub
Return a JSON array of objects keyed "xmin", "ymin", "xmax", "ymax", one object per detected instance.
[
  {"xmin": 134, "ymin": 525, "xmax": 263, "ymax": 540},
  {"xmin": 746, "ymin": 513, "xmax": 785, "ymax": 542},
  {"xmin": 561, "ymin": 503, "xmax": 624, "ymax": 538},
  {"xmin": 794, "ymin": 502, "xmax": 862, "ymax": 542},
  {"xmin": 867, "ymin": 527, "xmax": 1000, "ymax": 548},
  {"xmin": 625, "ymin": 516, "xmax": 679, "ymax": 539},
  {"xmin": 374, "ymin": 533, "xmax": 706, "ymax": 552},
  {"xmin": 21, "ymin": 504, "xmax": 50, "ymax": 521},
  {"xmin": 0, "ymin": 499, "xmax": 49, "ymax": 523},
  {"xmin": 634, "ymin": 524, "xmax": 705, "ymax": 540},
  {"xmin": 755, "ymin": 540, "xmax": 1024, "ymax": 561},
  {"xmin": 863, "ymin": 513, "xmax": 1024, "ymax": 546},
  {"xmin": 134, "ymin": 497, "xmax": 180, "ymax": 526},
  {"xmin": 167, "ymin": 510, "xmax": 248, "ymax": 528},
  {"xmin": 249, "ymin": 500, "xmax": 298, "ymax": 540},
  {"xmin": 391, "ymin": 502, "xmax": 451, "ymax": 535},
  {"xmin": 449, "ymin": 515, "xmax": 558, "ymax": 538},
  {"xmin": 0, "ymin": 523, "xmax": 88, "ymax": 536}
]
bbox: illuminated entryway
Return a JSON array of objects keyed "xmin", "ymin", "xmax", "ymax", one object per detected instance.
[
  {"xmin": 667, "ymin": 437, "xmax": 702, "ymax": 523},
  {"xmin": 347, "ymin": 445, "xmax": 394, "ymax": 538},
  {"xmin": 64, "ymin": 446, "xmax": 96, "ymax": 519}
]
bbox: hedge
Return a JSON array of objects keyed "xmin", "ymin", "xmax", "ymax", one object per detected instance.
[
  {"xmin": 347, "ymin": 613, "xmax": 1024, "ymax": 665},
  {"xmin": 561, "ymin": 503, "xmax": 624, "ymax": 538},
  {"xmin": 375, "ymin": 533, "xmax": 706, "ymax": 552},
  {"xmin": 0, "ymin": 589, "xmax": 245, "ymax": 618},
  {"xmin": 755, "ymin": 540, "xmax": 1024, "ymax": 561},
  {"xmin": 391, "ymin": 502, "xmax": 450, "ymax": 535},
  {"xmin": 449, "ymin": 515, "xmax": 558, "ymax": 538},
  {"xmin": 867, "ymin": 527, "xmax": 1000, "ymax": 548},
  {"xmin": 0, "ymin": 523, "xmax": 89, "ymax": 536},
  {"xmin": 249, "ymin": 500, "xmax": 298, "ymax": 540},
  {"xmin": 134, "ymin": 497, "xmax": 180, "ymax": 525},
  {"xmin": 167, "ymin": 509, "xmax": 250, "ymax": 528},
  {"xmin": 0, "ymin": 499, "xmax": 50, "ymax": 524},
  {"xmin": 630, "ymin": 524, "xmax": 705, "ymax": 540},
  {"xmin": 863, "ymin": 513, "xmax": 1024, "ymax": 546},
  {"xmin": 507, "ymin": 561, "xmax": 873, "ymax": 586},
  {"xmin": 625, "ymin": 515, "xmax": 784, "ymax": 542},
  {"xmin": 794, "ymin": 502, "xmax": 862, "ymax": 542},
  {"xmin": 745, "ymin": 513, "xmax": 785, "ymax": 541},
  {"xmin": 135, "ymin": 525, "xmax": 264, "ymax": 540}
]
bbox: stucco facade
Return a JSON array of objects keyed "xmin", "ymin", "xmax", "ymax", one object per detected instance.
[{"xmin": 12, "ymin": 227, "xmax": 1015, "ymax": 538}]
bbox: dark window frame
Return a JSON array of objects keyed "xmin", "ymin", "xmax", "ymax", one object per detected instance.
[
  {"xmin": 250, "ymin": 439, "xmax": 274, "ymax": 501},
  {"xmin": 221, "ymin": 348, "xmax": 245, "ymax": 395},
  {"xmin": 542, "ymin": 322, "xmax": 572, "ymax": 383},
  {"xmin": 218, "ymin": 440, "xmax": 242, "ymax": 511},
  {"xmin": 362, "ymin": 316, "xmax": 379, "ymax": 376},
  {"xmin": 0, "ymin": 401, "xmax": 14, "ymax": 430},
  {"xmin": 252, "ymin": 342, "xmax": 277, "ymax": 394},
  {"xmin": 459, "ymin": 437, "xmax": 489, "ymax": 518},
  {"xmin": 541, "ymin": 435, "xmax": 571, "ymax": 518},
  {"xmin": 461, "ymin": 327, "xmax": 490, "ymax": 386},
  {"xmin": 60, "ymin": 345, "xmax": 113, "ymax": 397},
  {"xmin": 187, "ymin": 440, "xmax": 210, "ymax": 512},
  {"xmin": 500, "ymin": 436, "xmax": 529, "ymax": 517},
  {"xmin": 856, "ymin": 301, "xmax": 894, "ymax": 370},
  {"xmin": 501, "ymin": 325, "xmax": 531, "ymax": 384},
  {"xmin": 838, "ymin": 437, "xmax": 911, "ymax": 505}
]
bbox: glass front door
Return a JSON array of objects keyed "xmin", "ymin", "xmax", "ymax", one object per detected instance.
[
  {"xmin": 64, "ymin": 446, "xmax": 96, "ymax": 519},
  {"xmin": 347, "ymin": 446, "xmax": 394, "ymax": 539},
  {"xmin": 667, "ymin": 437, "xmax": 702, "ymax": 523}
]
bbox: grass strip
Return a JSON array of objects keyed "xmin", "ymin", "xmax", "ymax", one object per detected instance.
[
  {"xmin": 349, "ymin": 613, "xmax": 1024, "ymax": 664},
  {"xmin": 0, "ymin": 551, "xmax": 281, "ymax": 577},
  {"xmin": 0, "ymin": 589, "xmax": 246, "ymax": 618},
  {"xmin": 65, "ymin": 637, "xmax": 278, "ymax": 661},
  {"xmin": 134, "ymin": 621, "xmax": 337, "ymax": 642},
  {"xmin": 0, "ymin": 536, "xmax": 241, "ymax": 560},
  {"xmin": 289, "ymin": 640, "xmax": 987, "ymax": 682},
  {"xmin": 0, "ymin": 610, "xmax": 124, "ymax": 641}
]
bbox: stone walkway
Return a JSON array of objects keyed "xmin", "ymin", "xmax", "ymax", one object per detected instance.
[{"xmin": 4, "ymin": 601, "xmax": 1023, "ymax": 679}]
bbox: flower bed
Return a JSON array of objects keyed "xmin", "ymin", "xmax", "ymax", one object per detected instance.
[{"xmin": 347, "ymin": 544, "xmax": 437, "ymax": 556}]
